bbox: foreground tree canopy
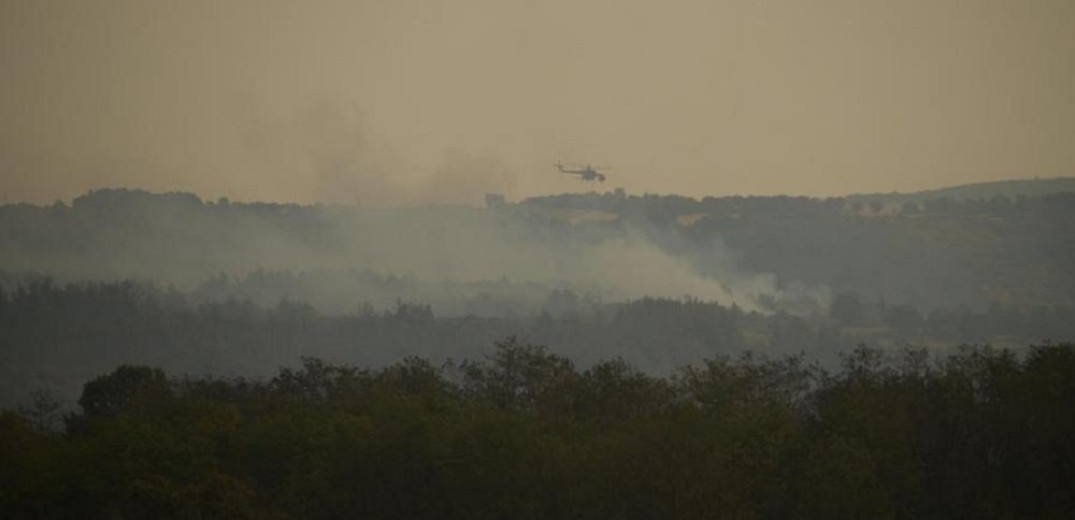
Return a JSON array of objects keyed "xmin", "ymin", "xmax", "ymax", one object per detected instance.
[{"xmin": 3, "ymin": 340, "xmax": 1073, "ymax": 519}]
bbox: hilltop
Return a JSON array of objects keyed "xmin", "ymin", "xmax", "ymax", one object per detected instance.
[{"xmin": 844, "ymin": 176, "xmax": 1075, "ymax": 205}]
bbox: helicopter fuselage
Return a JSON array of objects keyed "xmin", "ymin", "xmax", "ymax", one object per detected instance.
[{"xmin": 555, "ymin": 162, "xmax": 606, "ymax": 182}]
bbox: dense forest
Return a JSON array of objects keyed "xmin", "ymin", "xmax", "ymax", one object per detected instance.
[
  {"xmin": 2, "ymin": 184, "xmax": 1074, "ymax": 517},
  {"xmin": 3, "ymin": 341, "xmax": 1073, "ymax": 518}
]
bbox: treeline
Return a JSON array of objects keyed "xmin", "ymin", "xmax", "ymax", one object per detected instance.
[
  {"xmin": 3, "ymin": 340, "xmax": 1073, "ymax": 518},
  {"xmin": 828, "ymin": 290, "xmax": 1074, "ymax": 344},
  {"xmin": 3, "ymin": 278, "xmax": 1073, "ymax": 409}
]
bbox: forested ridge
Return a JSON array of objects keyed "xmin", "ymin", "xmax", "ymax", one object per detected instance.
[
  {"xmin": 4, "ymin": 340, "xmax": 1073, "ymax": 518},
  {"xmin": 2, "ymin": 186, "xmax": 1074, "ymax": 310}
]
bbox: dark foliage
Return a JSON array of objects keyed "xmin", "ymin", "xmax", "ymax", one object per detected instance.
[{"xmin": 2, "ymin": 342, "xmax": 1073, "ymax": 519}]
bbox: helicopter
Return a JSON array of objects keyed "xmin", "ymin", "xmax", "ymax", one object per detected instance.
[{"xmin": 555, "ymin": 161, "xmax": 607, "ymax": 182}]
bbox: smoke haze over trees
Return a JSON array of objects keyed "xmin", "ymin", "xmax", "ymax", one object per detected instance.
[
  {"xmin": 4, "ymin": 0, "xmax": 1075, "ymax": 516},
  {"xmin": 2, "ymin": 185, "xmax": 1073, "ymax": 310},
  {"xmin": 1, "ymin": 185, "xmax": 1073, "ymax": 408},
  {"xmin": 0, "ymin": 183, "xmax": 1073, "ymax": 517}
]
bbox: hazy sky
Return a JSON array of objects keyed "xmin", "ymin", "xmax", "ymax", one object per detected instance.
[{"xmin": 2, "ymin": 0, "xmax": 1073, "ymax": 205}]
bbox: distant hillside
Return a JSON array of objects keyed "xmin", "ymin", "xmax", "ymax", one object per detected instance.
[
  {"xmin": 2, "ymin": 186, "xmax": 1074, "ymax": 315},
  {"xmin": 846, "ymin": 177, "xmax": 1075, "ymax": 205}
]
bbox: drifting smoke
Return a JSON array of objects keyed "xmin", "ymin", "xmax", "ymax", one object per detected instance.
[
  {"xmin": 576, "ymin": 239, "xmax": 829, "ymax": 312},
  {"xmin": 234, "ymin": 97, "xmax": 521, "ymax": 206},
  {"xmin": 0, "ymin": 187, "xmax": 829, "ymax": 315}
]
